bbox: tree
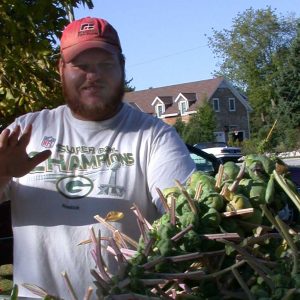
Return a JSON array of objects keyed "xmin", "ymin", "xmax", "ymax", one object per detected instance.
[
  {"xmin": 173, "ymin": 117, "xmax": 186, "ymax": 138},
  {"xmin": 207, "ymin": 7, "xmax": 299, "ymax": 136},
  {"xmin": 124, "ymin": 78, "xmax": 135, "ymax": 92},
  {"xmin": 0, "ymin": 0, "xmax": 94, "ymax": 128},
  {"xmin": 274, "ymin": 23, "xmax": 300, "ymax": 126},
  {"xmin": 182, "ymin": 102, "xmax": 216, "ymax": 145}
]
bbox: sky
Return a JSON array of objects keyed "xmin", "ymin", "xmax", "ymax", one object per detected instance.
[{"xmin": 74, "ymin": 1, "xmax": 300, "ymax": 91}]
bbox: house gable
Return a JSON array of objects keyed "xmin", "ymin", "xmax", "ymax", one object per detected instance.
[
  {"xmin": 174, "ymin": 93, "xmax": 198, "ymax": 116},
  {"xmin": 151, "ymin": 96, "xmax": 174, "ymax": 118}
]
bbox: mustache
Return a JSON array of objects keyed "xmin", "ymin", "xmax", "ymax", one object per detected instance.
[{"xmin": 81, "ymin": 82, "xmax": 104, "ymax": 89}]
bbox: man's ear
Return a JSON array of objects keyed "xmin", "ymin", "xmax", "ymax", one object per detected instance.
[{"xmin": 58, "ymin": 58, "xmax": 64, "ymax": 77}]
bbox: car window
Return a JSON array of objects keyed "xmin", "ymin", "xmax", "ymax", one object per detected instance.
[{"xmin": 190, "ymin": 153, "xmax": 215, "ymax": 174}]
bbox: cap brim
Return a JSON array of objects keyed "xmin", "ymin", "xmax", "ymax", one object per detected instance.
[{"xmin": 61, "ymin": 40, "xmax": 120, "ymax": 63}]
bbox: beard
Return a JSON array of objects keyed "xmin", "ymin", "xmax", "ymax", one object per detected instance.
[{"xmin": 61, "ymin": 75, "xmax": 125, "ymax": 121}]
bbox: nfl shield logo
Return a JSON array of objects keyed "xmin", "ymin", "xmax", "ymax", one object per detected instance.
[{"xmin": 41, "ymin": 136, "xmax": 56, "ymax": 148}]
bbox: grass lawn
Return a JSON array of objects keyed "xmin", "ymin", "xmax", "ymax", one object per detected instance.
[{"xmin": 0, "ymin": 264, "xmax": 13, "ymax": 296}]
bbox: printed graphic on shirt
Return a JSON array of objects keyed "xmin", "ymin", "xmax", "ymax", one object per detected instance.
[
  {"xmin": 98, "ymin": 161, "xmax": 125, "ymax": 197},
  {"xmin": 41, "ymin": 136, "xmax": 56, "ymax": 148},
  {"xmin": 29, "ymin": 144, "xmax": 133, "ymax": 203}
]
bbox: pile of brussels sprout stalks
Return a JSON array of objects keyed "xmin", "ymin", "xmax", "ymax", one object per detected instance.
[{"xmin": 23, "ymin": 154, "xmax": 300, "ymax": 300}]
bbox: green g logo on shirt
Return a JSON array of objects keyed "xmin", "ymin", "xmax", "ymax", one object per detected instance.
[{"xmin": 56, "ymin": 175, "xmax": 93, "ymax": 199}]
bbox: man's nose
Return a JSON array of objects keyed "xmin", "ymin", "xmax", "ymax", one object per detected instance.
[{"xmin": 86, "ymin": 65, "xmax": 102, "ymax": 81}]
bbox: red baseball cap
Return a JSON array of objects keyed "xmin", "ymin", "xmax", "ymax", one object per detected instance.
[{"xmin": 60, "ymin": 17, "xmax": 122, "ymax": 62}]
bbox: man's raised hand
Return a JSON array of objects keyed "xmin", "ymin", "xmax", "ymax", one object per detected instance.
[{"xmin": 0, "ymin": 124, "xmax": 51, "ymax": 178}]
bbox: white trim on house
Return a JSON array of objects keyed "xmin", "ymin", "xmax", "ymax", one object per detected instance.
[
  {"xmin": 151, "ymin": 97, "xmax": 166, "ymax": 117},
  {"xmin": 151, "ymin": 96, "xmax": 164, "ymax": 106},
  {"xmin": 184, "ymin": 110, "xmax": 197, "ymax": 115},
  {"xmin": 174, "ymin": 93, "xmax": 186, "ymax": 103},
  {"xmin": 174, "ymin": 93, "xmax": 190, "ymax": 115},
  {"xmin": 178, "ymin": 100, "xmax": 188, "ymax": 115},
  {"xmin": 155, "ymin": 104, "xmax": 164, "ymax": 118},
  {"xmin": 161, "ymin": 113, "xmax": 179, "ymax": 117}
]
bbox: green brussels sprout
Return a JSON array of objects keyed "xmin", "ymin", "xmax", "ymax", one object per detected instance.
[
  {"xmin": 247, "ymin": 160, "xmax": 268, "ymax": 182},
  {"xmin": 271, "ymin": 274, "xmax": 291, "ymax": 288},
  {"xmin": 237, "ymin": 178, "xmax": 253, "ymax": 196},
  {"xmin": 162, "ymin": 186, "xmax": 180, "ymax": 206},
  {"xmin": 249, "ymin": 181, "xmax": 267, "ymax": 207},
  {"xmin": 222, "ymin": 161, "xmax": 240, "ymax": 181},
  {"xmin": 250, "ymin": 284, "xmax": 269, "ymax": 297},
  {"xmin": 258, "ymin": 155, "xmax": 276, "ymax": 175},
  {"xmin": 242, "ymin": 208, "xmax": 263, "ymax": 224},
  {"xmin": 219, "ymin": 218, "xmax": 239, "ymax": 232},
  {"xmin": 201, "ymin": 192, "xmax": 224, "ymax": 211},
  {"xmin": 226, "ymin": 194, "xmax": 252, "ymax": 211},
  {"xmin": 188, "ymin": 171, "xmax": 216, "ymax": 191},
  {"xmin": 181, "ymin": 230, "xmax": 202, "ymax": 252},
  {"xmin": 201, "ymin": 207, "xmax": 221, "ymax": 228},
  {"xmin": 156, "ymin": 238, "xmax": 174, "ymax": 256},
  {"xmin": 179, "ymin": 211, "xmax": 200, "ymax": 230}
]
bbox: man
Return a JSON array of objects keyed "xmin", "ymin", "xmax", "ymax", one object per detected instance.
[{"xmin": 0, "ymin": 17, "xmax": 195, "ymax": 299}]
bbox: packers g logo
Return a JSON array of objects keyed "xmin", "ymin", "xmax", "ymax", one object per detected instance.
[{"xmin": 56, "ymin": 175, "xmax": 93, "ymax": 199}]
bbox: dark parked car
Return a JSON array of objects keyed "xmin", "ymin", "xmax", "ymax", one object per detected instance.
[
  {"xmin": 194, "ymin": 141, "xmax": 242, "ymax": 163},
  {"xmin": 187, "ymin": 143, "xmax": 300, "ymax": 191},
  {"xmin": 185, "ymin": 143, "xmax": 221, "ymax": 175}
]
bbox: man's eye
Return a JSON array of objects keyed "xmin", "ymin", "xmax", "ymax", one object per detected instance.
[
  {"xmin": 73, "ymin": 64, "xmax": 89, "ymax": 71},
  {"xmin": 101, "ymin": 62, "xmax": 114, "ymax": 68}
]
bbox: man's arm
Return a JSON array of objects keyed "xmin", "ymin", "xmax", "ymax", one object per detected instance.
[{"xmin": 147, "ymin": 127, "xmax": 196, "ymax": 213}]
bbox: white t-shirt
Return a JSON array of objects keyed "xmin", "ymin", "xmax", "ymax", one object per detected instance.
[{"xmin": 3, "ymin": 103, "xmax": 195, "ymax": 299}]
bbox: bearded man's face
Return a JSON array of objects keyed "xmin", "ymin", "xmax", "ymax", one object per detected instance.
[{"xmin": 60, "ymin": 48, "xmax": 125, "ymax": 121}]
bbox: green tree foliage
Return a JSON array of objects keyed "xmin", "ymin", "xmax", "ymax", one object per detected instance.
[
  {"xmin": 0, "ymin": 0, "xmax": 94, "ymax": 128},
  {"xmin": 124, "ymin": 78, "xmax": 135, "ymax": 92},
  {"xmin": 173, "ymin": 117, "xmax": 186, "ymax": 137},
  {"xmin": 274, "ymin": 23, "xmax": 300, "ymax": 126},
  {"xmin": 256, "ymin": 23, "xmax": 300, "ymax": 152},
  {"xmin": 207, "ymin": 7, "xmax": 299, "ymax": 136},
  {"xmin": 182, "ymin": 102, "xmax": 216, "ymax": 145}
]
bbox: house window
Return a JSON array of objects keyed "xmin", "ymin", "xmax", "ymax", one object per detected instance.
[
  {"xmin": 212, "ymin": 98, "xmax": 220, "ymax": 112},
  {"xmin": 229, "ymin": 98, "xmax": 236, "ymax": 111},
  {"xmin": 179, "ymin": 101, "xmax": 187, "ymax": 115},
  {"xmin": 155, "ymin": 104, "xmax": 163, "ymax": 117}
]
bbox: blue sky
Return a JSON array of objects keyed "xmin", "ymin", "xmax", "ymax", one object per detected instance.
[{"xmin": 75, "ymin": 1, "xmax": 300, "ymax": 91}]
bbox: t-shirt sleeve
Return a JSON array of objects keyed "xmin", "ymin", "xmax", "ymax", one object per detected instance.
[{"xmin": 147, "ymin": 126, "xmax": 196, "ymax": 214}]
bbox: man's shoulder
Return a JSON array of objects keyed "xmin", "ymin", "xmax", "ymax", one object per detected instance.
[{"xmin": 15, "ymin": 105, "xmax": 66, "ymax": 124}]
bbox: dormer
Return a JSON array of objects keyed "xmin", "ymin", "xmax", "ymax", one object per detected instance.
[
  {"xmin": 151, "ymin": 96, "xmax": 173, "ymax": 118},
  {"xmin": 174, "ymin": 93, "xmax": 197, "ymax": 115}
]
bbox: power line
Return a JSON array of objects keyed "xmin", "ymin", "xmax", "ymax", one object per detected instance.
[{"xmin": 127, "ymin": 44, "xmax": 209, "ymax": 68}]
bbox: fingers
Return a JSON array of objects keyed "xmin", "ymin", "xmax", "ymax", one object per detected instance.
[
  {"xmin": 0, "ymin": 124, "xmax": 33, "ymax": 151},
  {"xmin": 29, "ymin": 150, "xmax": 52, "ymax": 170},
  {"xmin": 0, "ymin": 128, "xmax": 11, "ymax": 151},
  {"xmin": 8, "ymin": 125, "xmax": 21, "ymax": 147},
  {"xmin": 18, "ymin": 124, "xmax": 32, "ymax": 148}
]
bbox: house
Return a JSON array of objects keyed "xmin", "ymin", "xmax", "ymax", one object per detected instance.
[{"xmin": 124, "ymin": 77, "xmax": 252, "ymax": 143}]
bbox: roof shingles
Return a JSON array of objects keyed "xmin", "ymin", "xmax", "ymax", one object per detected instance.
[{"xmin": 124, "ymin": 77, "xmax": 224, "ymax": 114}]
